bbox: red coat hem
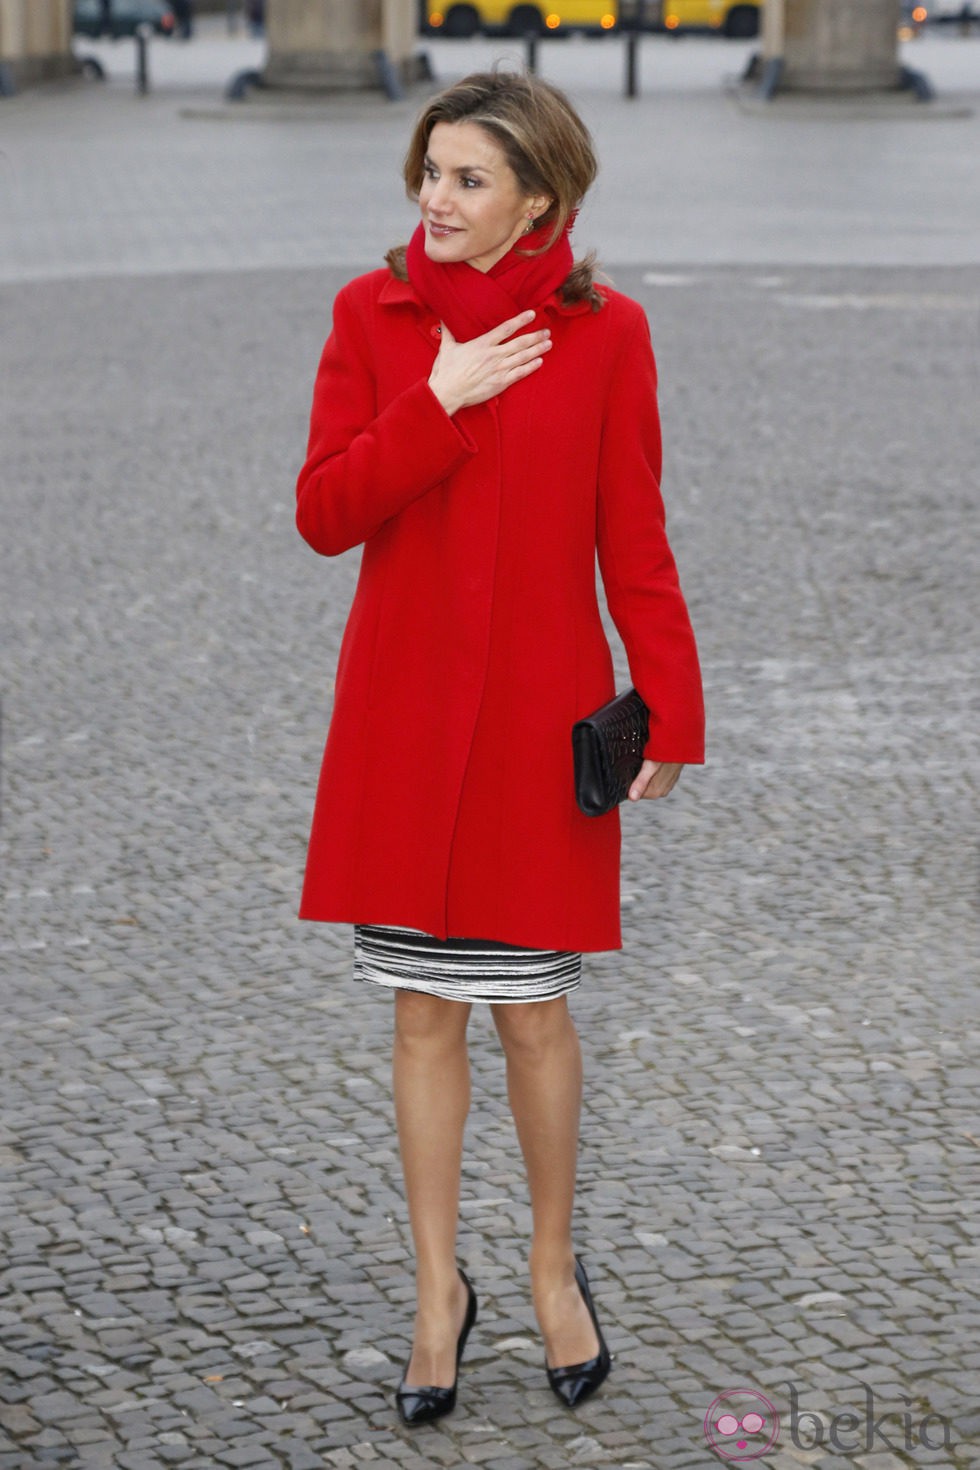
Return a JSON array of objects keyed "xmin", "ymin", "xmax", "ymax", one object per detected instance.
[{"xmin": 297, "ymin": 908, "xmax": 624, "ymax": 955}]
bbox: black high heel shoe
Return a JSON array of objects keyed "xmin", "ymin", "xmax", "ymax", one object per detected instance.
[
  {"xmin": 395, "ymin": 1267, "xmax": 478, "ymax": 1427},
  {"xmin": 545, "ymin": 1256, "xmax": 612, "ymax": 1409}
]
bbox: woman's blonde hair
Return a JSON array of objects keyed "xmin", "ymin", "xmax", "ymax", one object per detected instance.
[{"xmin": 386, "ymin": 70, "xmax": 603, "ymax": 311}]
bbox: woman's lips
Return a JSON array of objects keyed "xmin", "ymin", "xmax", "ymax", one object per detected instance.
[{"xmin": 428, "ymin": 222, "xmax": 461, "ymax": 238}]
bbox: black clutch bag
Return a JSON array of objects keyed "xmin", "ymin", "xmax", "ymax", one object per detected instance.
[{"xmin": 572, "ymin": 687, "xmax": 650, "ymax": 817}]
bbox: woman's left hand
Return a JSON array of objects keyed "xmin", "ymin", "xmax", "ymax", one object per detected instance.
[{"xmin": 628, "ymin": 760, "xmax": 684, "ymax": 802}]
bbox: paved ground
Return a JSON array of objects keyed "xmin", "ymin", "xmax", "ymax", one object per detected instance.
[
  {"xmin": 1, "ymin": 19, "xmax": 978, "ymax": 1470},
  {"xmin": 3, "ymin": 23, "xmax": 980, "ymax": 281}
]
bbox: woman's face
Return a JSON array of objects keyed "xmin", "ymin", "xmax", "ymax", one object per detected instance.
[{"xmin": 419, "ymin": 121, "xmax": 549, "ymax": 274}]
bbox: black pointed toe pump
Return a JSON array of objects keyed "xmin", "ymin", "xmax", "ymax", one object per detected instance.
[
  {"xmin": 396, "ymin": 1267, "xmax": 478, "ymax": 1427},
  {"xmin": 545, "ymin": 1256, "xmax": 612, "ymax": 1409}
]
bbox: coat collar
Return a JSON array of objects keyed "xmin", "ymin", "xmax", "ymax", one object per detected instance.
[{"xmin": 378, "ymin": 273, "xmax": 421, "ymax": 309}]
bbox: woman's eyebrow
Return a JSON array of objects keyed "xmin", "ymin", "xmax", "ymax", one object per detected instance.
[{"xmin": 423, "ymin": 155, "xmax": 494, "ymax": 175}]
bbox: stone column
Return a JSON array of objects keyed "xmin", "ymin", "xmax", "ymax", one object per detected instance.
[
  {"xmin": 0, "ymin": 0, "xmax": 76, "ymax": 88},
  {"xmin": 263, "ymin": 0, "xmax": 423, "ymax": 93},
  {"xmin": 762, "ymin": 0, "xmax": 902, "ymax": 92},
  {"xmin": 761, "ymin": 0, "xmax": 786, "ymax": 58}
]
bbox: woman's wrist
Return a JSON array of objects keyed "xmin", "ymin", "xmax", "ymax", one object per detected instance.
[{"xmin": 428, "ymin": 375, "xmax": 460, "ymax": 418}]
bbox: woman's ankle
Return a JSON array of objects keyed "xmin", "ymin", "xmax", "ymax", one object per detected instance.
[
  {"xmin": 414, "ymin": 1260, "xmax": 466, "ymax": 1308},
  {"xmin": 529, "ymin": 1241, "xmax": 576, "ymax": 1284}
]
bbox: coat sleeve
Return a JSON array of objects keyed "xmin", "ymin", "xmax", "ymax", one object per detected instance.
[
  {"xmin": 596, "ymin": 305, "xmax": 706, "ymax": 764},
  {"xmin": 296, "ymin": 282, "xmax": 479, "ymax": 556}
]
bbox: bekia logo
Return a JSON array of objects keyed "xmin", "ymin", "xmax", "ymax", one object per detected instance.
[
  {"xmin": 703, "ymin": 1388, "xmax": 780, "ymax": 1461},
  {"xmin": 704, "ymin": 1382, "xmax": 957, "ymax": 1460}
]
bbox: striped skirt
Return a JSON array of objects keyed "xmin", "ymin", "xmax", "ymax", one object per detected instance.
[{"xmin": 353, "ymin": 925, "xmax": 582, "ymax": 1005}]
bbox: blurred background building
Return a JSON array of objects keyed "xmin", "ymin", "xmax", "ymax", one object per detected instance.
[
  {"xmin": 262, "ymin": 0, "xmax": 422, "ymax": 94},
  {"xmin": 0, "ymin": 0, "xmax": 75, "ymax": 87},
  {"xmin": 763, "ymin": 0, "xmax": 902, "ymax": 91}
]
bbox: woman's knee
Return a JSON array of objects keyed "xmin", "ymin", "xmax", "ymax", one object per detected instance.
[
  {"xmin": 394, "ymin": 991, "xmax": 470, "ymax": 1052},
  {"xmin": 492, "ymin": 997, "xmax": 576, "ymax": 1062}
]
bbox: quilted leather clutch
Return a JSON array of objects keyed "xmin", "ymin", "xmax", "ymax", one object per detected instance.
[{"xmin": 572, "ymin": 687, "xmax": 650, "ymax": 817}]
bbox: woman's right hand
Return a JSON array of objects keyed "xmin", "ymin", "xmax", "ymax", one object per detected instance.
[{"xmin": 427, "ymin": 310, "xmax": 552, "ymax": 418}]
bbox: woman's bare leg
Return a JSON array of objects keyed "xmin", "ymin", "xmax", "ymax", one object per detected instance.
[
  {"xmin": 393, "ymin": 989, "xmax": 473, "ymax": 1387},
  {"xmin": 491, "ymin": 997, "xmax": 600, "ymax": 1368}
]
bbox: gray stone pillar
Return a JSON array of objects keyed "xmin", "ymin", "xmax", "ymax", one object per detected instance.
[
  {"xmin": 0, "ymin": 0, "xmax": 76, "ymax": 89},
  {"xmin": 263, "ymin": 0, "xmax": 422, "ymax": 93},
  {"xmin": 762, "ymin": 0, "xmax": 902, "ymax": 92}
]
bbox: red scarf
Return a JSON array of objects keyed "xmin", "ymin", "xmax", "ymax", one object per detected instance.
[{"xmin": 405, "ymin": 215, "xmax": 576, "ymax": 342}]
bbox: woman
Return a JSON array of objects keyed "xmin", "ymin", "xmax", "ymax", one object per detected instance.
[{"xmin": 295, "ymin": 71, "xmax": 704, "ymax": 1425}]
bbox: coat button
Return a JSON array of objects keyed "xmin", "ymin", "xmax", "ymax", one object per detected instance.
[{"xmin": 430, "ymin": 325, "xmax": 442, "ymax": 339}]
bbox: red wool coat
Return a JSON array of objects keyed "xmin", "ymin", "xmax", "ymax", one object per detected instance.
[{"xmin": 296, "ymin": 267, "xmax": 704, "ymax": 952}]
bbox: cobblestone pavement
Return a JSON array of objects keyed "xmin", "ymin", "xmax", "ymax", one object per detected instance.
[
  {"xmin": 1, "ymin": 25, "xmax": 979, "ymax": 1470},
  {"xmin": 2, "ymin": 25, "xmax": 980, "ymax": 281}
]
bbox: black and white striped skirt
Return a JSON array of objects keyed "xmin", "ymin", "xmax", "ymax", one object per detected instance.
[{"xmin": 353, "ymin": 925, "xmax": 582, "ymax": 1004}]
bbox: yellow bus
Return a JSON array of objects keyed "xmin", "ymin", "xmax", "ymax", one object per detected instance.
[
  {"xmin": 659, "ymin": 1, "xmax": 761, "ymax": 39},
  {"xmin": 420, "ymin": 2, "xmax": 761, "ymax": 39},
  {"xmin": 422, "ymin": 3, "xmax": 619, "ymax": 37}
]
